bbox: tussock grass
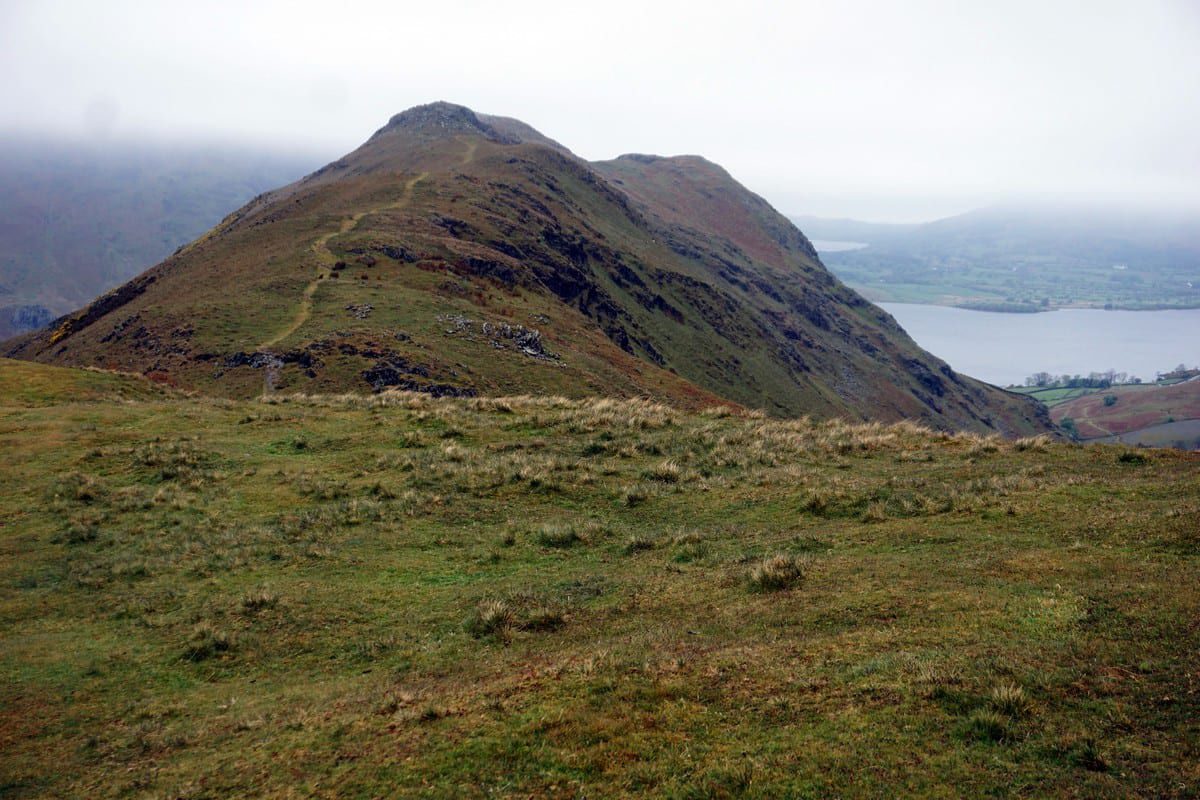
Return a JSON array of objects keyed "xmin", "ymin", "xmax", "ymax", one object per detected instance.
[
  {"xmin": 963, "ymin": 709, "xmax": 1011, "ymax": 743},
  {"xmin": 747, "ymin": 553, "xmax": 806, "ymax": 592},
  {"xmin": 989, "ymin": 682, "xmax": 1031, "ymax": 717},
  {"xmin": 1013, "ymin": 435, "xmax": 1050, "ymax": 452},
  {"xmin": 464, "ymin": 599, "xmax": 514, "ymax": 639},
  {"xmin": 1118, "ymin": 449, "xmax": 1148, "ymax": 464},
  {"xmin": 1067, "ymin": 737, "xmax": 1108, "ymax": 772},
  {"xmin": 463, "ymin": 596, "xmax": 566, "ymax": 638},
  {"xmin": 240, "ymin": 588, "xmax": 279, "ymax": 613},
  {"xmin": 518, "ymin": 606, "xmax": 567, "ymax": 632},
  {"xmin": 621, "ymin": 485, "xmax": 650, "ymax": 507},
  {"xmin": 664, "ymin": 530, "xmax": 711, "ymax": 564},
  {"xmin": 623, "ymin": 534, "xmax": 657, "ymax": 554},
  {"xmin": 966, "ymin": 436, "xmax": 1002, "ymax": 456},
  {"xmin": 3, "ymin": 373, "xmax": 1198, "ymax": 797},
  {"xmin": 861, "ymin": 501, "xmax": 888, "ymax": 523},
  {"xmin": 184, "ymin": 622, "xmax": 233, "ymax": 662},
  {"xmin": 47, "ymin": 471, "xmax": 108, "ymax": 506},
  {"xmin": 535, "ymin": 523, "xmax": 585, "ymax": 548},
  {"xmin": 913, "ymin": 662, "xmax": 963, "ymax": 698},
  {"xmin": 643, "ymin": 460, "xmax": 683, "ymax": 483},
  {"xmin": 57, "ymin": 517, "xmax": 101, "ymax": 545}
]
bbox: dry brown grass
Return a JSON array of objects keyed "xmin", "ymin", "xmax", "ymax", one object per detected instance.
[
  {"xmin": 748, "ymin": 553, "xmax": 807, "ymax": 592},
  {"xmin": 464, "ymin": 599, "xmax": 515, "ymax": 639}
]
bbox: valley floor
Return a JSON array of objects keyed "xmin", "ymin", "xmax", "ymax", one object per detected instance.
[{"xmin": 1, "ymin": 361, "xmax": 1197, "ymax": 797}]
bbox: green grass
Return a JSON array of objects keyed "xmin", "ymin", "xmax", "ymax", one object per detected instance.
[
  {"xmin": 1009, "ymin": 385, "xmax": 1105, "ymax": 407},
  {"xmin": 1, "ymin": 364, "xmax": 1198, "ymax": 797}
]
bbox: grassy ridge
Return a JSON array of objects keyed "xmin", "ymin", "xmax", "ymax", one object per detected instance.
[
  {"xmin": 0, "ymin": 358, "xmax": 173, "ymax": 406},
  {"xmin": 0, "ymin": 363, "xmax": 1197, "ymax": 797}
]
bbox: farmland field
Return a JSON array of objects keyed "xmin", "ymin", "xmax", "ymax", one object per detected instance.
[{"xmin": 1052, "ymin": 379, "xmax": 1200, "ymax": 440}]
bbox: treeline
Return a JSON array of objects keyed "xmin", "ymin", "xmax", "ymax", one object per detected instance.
[
  {"xmin": 1023, "ymin": 364, "xmax": 1198, "ymax": 389},
  {"xmin": 1024, "ymin": 371, "xmax": 1140, "ymax": 389}
]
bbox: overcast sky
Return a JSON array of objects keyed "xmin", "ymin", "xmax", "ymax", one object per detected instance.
[{"xmin": 2, "ymin": 0, "xmax": 1198, "ymax": 222}]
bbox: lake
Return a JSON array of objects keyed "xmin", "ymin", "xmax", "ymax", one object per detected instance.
[
  {"xmin": 879, "ymin": 303, "xmax": 1200, "ymax": 386},
  {"xmin": 809, "ymin": 240, "xmax": 868, "ymax": 253}
]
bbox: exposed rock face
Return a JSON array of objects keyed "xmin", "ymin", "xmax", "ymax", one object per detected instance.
[{"xmin": 42, "ymin": 275, "xmax": 156, "ymax": 346}]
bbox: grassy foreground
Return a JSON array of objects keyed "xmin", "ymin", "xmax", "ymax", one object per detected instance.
[{"xmin": 1, "ymin": 360, "xmax": 1197, "ymax": 797}]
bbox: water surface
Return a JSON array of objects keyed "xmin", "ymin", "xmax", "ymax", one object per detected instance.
[
  {"xmin": 879, "ymin": 303, "xmax": 1200, "ymax": 386},
  {"xmin": 811, "ymin": 240, "xmax": 869, "ymax": 253}
]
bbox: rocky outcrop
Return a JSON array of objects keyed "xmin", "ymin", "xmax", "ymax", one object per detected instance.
[{"xmin": 370, "ymin": 101, "xmax": 518, "ymax": 144}]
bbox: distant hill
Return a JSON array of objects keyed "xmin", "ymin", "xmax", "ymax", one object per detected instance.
[
  {"xmin": 6, "ymin": 103, "xmax": 1048, "ymax": 434},
  {"xmin": 0, "ymin": 304, "xmax": 53, "ymax": 339},
  {"xmin": 0, "ymin": 137, "xmax": 316, "ymax": 338},
  {"xmin": 792, "ymin": 205, "xmax": 1200, "ymax": 311}
]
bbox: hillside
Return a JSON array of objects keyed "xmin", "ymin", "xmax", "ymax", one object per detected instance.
[
  {"xmin": 1053, "ymin": 378, "xmax": 1200, "ymax": 446},
  {"xmin": 0, "ymin": 357, "xmax": 172, "ymax": 407},
  {"xmin": 794, "ymin": 206, "xmax": 1200, "ymax": 311},
  {"xmin": 0, "ymin": 136, "xmax": 315, "ymax": 338},
  {"xmin": 0, "ymin": 359, "xmax": 1196, "ymax": 797},
  {"xmin": 5, "ymin": 104, "xmax": 1047, "ymax": 434}
]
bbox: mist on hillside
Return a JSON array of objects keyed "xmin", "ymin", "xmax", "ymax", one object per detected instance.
[
  {"xmin": 0, "ymin": 136, "xmax": 317, "ymax": 338},
  {"xmin": 2, "ymin": 1, "xmax": 1198, "ymax": 223}
]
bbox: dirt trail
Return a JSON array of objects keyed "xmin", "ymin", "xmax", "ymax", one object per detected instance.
[
  {"xmin": 258, "ymin": 172, "xmax": 427, "ymax": 351},
  {"xmin": 1070, "ymin": 400, "xmax": 1115, "ymax": 438},
  {"xmin": 460, "ymin": 138, "xmax": 477, "ymax": 165}
]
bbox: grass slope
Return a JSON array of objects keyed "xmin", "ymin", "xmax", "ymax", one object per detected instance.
[
  {"xmin": 1009, "ymin": 384, "xmax": 1106, "ymax": 408},
  {"xmin": 0, "ymin": 357, "xmax": 172, "ymax": 407},
  {"xmin": 1, "ymin": 361, "xmax": 1197, "ymax": 797}
]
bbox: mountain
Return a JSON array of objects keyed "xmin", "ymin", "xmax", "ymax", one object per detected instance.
[
  {"xmin": 794, "ymin": 205, "xmax": 1200, "ymax": 311},
  {"xmin": 0, "ymin": 136, "xmax": 316, "ymax": 338},
  {"xmin": 6, "ymin": 103, "xmax": 1049, "ymax": 434}
]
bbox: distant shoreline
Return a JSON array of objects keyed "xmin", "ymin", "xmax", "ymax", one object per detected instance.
[{"xmin": 866, "ymin": 298, "xmax": 1200, "ymax": 314}]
